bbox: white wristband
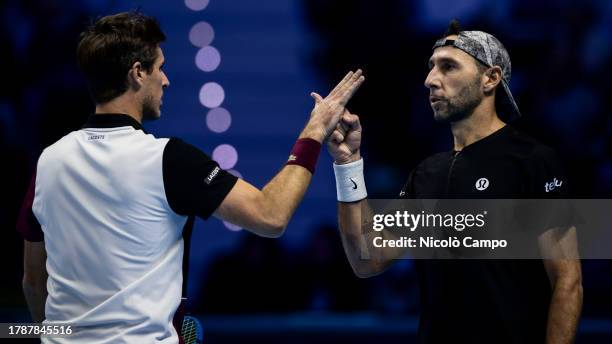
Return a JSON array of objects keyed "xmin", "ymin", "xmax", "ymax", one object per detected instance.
[{"xmin": 333, "ymin": 158, "xmax": 367, "ymax": 202}]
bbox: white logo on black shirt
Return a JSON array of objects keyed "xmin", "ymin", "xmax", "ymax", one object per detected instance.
[
  {"xmin": 205, "ymin": 166, "xmax": 220, "ymax": 185},
  {"xmin": 475, "ymin": 178, "xmax": 489, "ymax": 191},
  {"xmin": 545, "ymin": 178, "xmax": 563, "ymax": 192}
]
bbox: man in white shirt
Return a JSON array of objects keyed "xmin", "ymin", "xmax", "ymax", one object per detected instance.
[{"xmin": 17, "ymin": 11, "xmax": 364, "ymax": 343}]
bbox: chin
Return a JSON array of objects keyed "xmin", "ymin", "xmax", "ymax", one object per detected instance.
[{"xmin": 433, "ymin": 111, "xmax": 450, "ymax": 123}]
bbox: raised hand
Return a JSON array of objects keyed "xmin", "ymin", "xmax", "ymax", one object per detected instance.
[
  {"xmin": 328, "ymin": 110, "xmax": 362, "ymax": 164},
  {"xmin": 300, "ymin": 70, "xmax": 364, "ymax": 143}
]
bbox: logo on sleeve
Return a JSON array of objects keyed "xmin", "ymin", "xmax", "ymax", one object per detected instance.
[
  {"xmin": 204, "ymin": 166, "xmax": 221, "ymax": 185},
  {"xmin": 544, "ymin": 178, "xmax": 563, "ymax": 192},
  {"xmin": 288, "ymin": 154, "xmax": 297, "ymax": 162},
  {"xmin": 475, "ymin": 177, "xmax": 489, "ymax": 191}
]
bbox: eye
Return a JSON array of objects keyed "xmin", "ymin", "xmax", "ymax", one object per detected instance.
[{"xmin": 442, "ymin": 62, "xmax": 455, "ymax": 71}]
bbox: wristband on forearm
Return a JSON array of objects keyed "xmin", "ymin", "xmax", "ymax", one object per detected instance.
[
  {"xmin": 333, "ymin": 158, "xmax": 367, "ymax": 202},
  {"xmin": 286, "ymin": 138, "xmax": 322, "ymax": 174}
]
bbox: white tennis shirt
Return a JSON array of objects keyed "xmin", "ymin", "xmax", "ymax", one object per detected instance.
[{"xmin": 30, "ymin": 114, "xmax": 237, "ymax": 343}]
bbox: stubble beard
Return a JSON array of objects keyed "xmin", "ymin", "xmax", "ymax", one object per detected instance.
[
  {"xmin": 142, "ymin": 93, "xmax": 160, "ymax": 121},
  {"xmin": 433, "ymin": 77, "xmax": 482, "ymax": 124}
]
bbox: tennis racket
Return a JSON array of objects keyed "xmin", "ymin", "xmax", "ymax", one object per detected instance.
[
  {"xmin": 176, "ymin": 216, "xmax": 203, "ymax": 344},
  {"xmin": 181, "ymin": 315, "xmax": 203, "ymax": 344}
]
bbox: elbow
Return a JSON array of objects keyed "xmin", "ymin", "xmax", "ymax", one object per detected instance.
[
  {"xmin": 554, "ymin": 274, "xmax": 583, "ymax": 300},
  {"xmin": 351, "ymin": 261, "xmax": 385, "ymax": 279},
  {"xmin": 354, "ymin": 267, "xmax": 382, "ymax": 279},
  {"xmin": 571, "ymin": 278, "xmax": 584, "ymax": 300},
  {"xmin": 264, "ymin": 223, "xmax": 286, "ymax": 238},
  {"xmin": 258, "ymin": 216, "xmax": 287, "ymax": 238}
]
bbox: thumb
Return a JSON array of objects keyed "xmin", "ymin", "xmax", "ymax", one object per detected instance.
[{"xmin": 310, "ymin": 92, "xmax": 323, "ymax": 104}]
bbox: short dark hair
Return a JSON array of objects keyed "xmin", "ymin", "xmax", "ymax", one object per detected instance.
[
  {"xmin": 444, "ymin": 19, "xmax": 462, "ymax": 37},
  {"xmin": 77, "ymin": 11, "xmax": 166, "ymax": 104}
]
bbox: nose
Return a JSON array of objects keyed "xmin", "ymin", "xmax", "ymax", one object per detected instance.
[
  {"xmin": 424, "ymin": 67, "xmax": 440, "ymax": 90},
  {"xmin": 162, "ymin": 73, "xmax": 170, "ymax": 88}
]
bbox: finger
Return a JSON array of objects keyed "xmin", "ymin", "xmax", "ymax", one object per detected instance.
[
  {"xmin": 339, "ymin": 121, "xmax": 350, "ymax": 133},
  {"xmin": 342, "ymin": 109, "xmax": 352, "ymax": 122},
  {"xmin": 336, "ymin": 122, "xmax": 347, "ymax": 136},
  {"xmin": 330, "ymin": 130, "xmax": 344, "ymax": 143},
  {"xmin": 310, "ymin": 92, "xmax": 324, "ymax": 104},
  {"xmin": 337, "ymin": 72, "xmax": 365, "ymax": 105},
  {"xmin": 335, "ymin": 69, "xmax": 361, "ymax": 96},
  {"xmin": 328, "ymin": 71, "xmax": 354, "ymax": 97},
  {"xmin": 342, "ymin": 113, "xmax": 362, "ymax": 131}
]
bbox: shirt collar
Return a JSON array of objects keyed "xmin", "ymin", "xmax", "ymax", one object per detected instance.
[
  {"xmin": 82, "ymin": 113, "xmax": 146, "ymax": 133},
  {"xmin": 452, "ymin": 125, "xmax": 511, "ymax": 155}
]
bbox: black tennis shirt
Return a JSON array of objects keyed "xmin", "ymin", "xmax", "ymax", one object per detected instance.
[{"xmin": 399, "ymin": 125, "xmax": 569, "ymax": 344}]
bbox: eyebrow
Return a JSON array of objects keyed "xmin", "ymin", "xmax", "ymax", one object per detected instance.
[{"xmin": 428, "ymin": 56, "xmax": 459, "ymax": 69}]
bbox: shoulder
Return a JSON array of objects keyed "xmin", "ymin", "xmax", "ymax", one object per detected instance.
[
  {"xmin": 503, "ymin": 126, "xmax": 559, "ymax": 159},
  {"xmin": 507, "ymin": 127, "xmax": 563, "ymax": 169},
  {"xmin": 162, "ymin": 137, "xmax": 211, "ymax": 163}
]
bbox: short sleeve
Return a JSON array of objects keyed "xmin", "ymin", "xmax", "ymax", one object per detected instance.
[
  {"xmin": 17, "ymin": 171, "xmax": 44, "ymax": 242},
  {"xmin": 526, "ymin": 146, "xmax": 579, "ymax": 230},
  {"xmin": 163, "ymin": 138, "xmax": 238, "ymax": 220}
]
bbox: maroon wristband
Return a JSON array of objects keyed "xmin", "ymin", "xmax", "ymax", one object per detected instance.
[{"xmin": 286, "ymin": 138, "xmax": 322, "ymax": 174}]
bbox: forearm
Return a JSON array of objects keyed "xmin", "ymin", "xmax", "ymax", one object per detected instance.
[
  {"xmin": 339, "ymin": 199, "xmax": 403, "ymax": 277},
  {"xmin": 23, "ymin": 241, "xmax": 47, "ymax": 322},
  {"xmin": 259, "ymin": 164, "xmax": 314, "ymax": 232},
  {"xmin": 256, "ymin": 124, "xmax": 325, "ymax": 232},
  {"xmin": 339, "ymin": 200, "xmax": 382, "ymax": 277},
  {"xmin": 22, "ymin": 278, "xmax": 47, "ymax": 322},
  {"xmin": 546, "ymin": 277, "xmax": 583, "ymax": 344}
]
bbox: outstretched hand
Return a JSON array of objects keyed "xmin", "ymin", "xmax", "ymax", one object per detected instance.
[{"xmin": 302, "ymin": 70, "xmax": 364, "ymax": 143}]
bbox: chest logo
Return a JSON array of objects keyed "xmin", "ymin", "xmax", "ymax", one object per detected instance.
[
  {"xmin": 475, "ymin": 177, "xmax": 489, "ymax": 191},
  {"xmin": 545, "ymin": 178, "xmax": 563, "ymax": 193}
]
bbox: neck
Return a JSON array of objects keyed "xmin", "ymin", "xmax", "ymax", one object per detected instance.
[
  {"xmin": 95, "ymin": 93, "xmax": 142, "ymax": 124},
  {"xmin": 449, "ymin": 101, "xmax": 505, "ymax": 151}
]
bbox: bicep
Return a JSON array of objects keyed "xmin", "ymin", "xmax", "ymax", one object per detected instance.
[{"xmin": 213, "ymin": 179, "xmax": 281, "ymax": 236}]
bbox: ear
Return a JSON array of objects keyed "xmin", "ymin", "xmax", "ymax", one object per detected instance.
[
  {"xmin": 483, "ymin": 66, "xmax": 502, "ymax": 94},
  {"xmin": 126, "ymin": 61, "xmax": 145, "ymax": 90}
]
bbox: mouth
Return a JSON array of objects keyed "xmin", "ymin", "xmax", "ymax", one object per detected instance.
[{"xmin": 429, "ymin": 95, "xmax": 444, "ymax": 106}]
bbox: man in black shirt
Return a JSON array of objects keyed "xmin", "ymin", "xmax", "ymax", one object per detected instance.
[{"xmin": 330, "ymin": 20, "xmax": 582, "ymax": 343}]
